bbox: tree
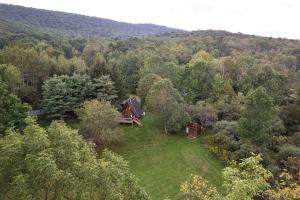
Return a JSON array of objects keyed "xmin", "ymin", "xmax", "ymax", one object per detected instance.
[
  {"xmin": 140, "ymin": 60, "xmax": 182, "ymax": 88},
  {"xmin": 100, "ymin": 150, "xmax": 149, "ymax": 199},
  {"xmin": 42, "ymin": 74, "xmax": 117, "ymax": 117},
  {"xmin": 182, "ymin": 59, "xmax": 215, "ymax": 102},
  {"xmin": 42, "ymin": 75, "xmax": 71, "ymax": 117},
  {"xmin": 146, "ymin": 79, "xmax": 190, "ymax": 133},
  {"xmin": 264, "ymin": 169, "xmax": 300, "ymax": 200},
  {"xmin": 189, "ymin": 50, "xmax": 211, "ymax": 64},
  {"xmin": 297, "ymin": 87, "xmax": 300, "ymax": 102},
  {"xmin": 238, "ymin": 65, "xmax": 288, "ymax": 104},
  {"xmin": 186, "ymin": 102, "xmax": 217, "ymax": 128},
  {"xmin": 220, "ymin": 57, "xmax": 242, "ymax": 87},
  {"xmin": 136, "ymin": 73, "xmax": 162, "ymax": 104},
  {"xmin": 90, "ymin": 52, "xmax": 109, "ymax": 76},
  {"xmin": 113, "ymin": 51, "xmax": 143, "ymax": 95},
  {"xmin": 164, "ymin": 101, "xmax": 190, "ymax": 133},
  {"xmin": 82, "ymin": 40, "xmax": 106, "ymax": 66},
  {"xmin": 88, "ymin": 75, "xmax": 118, "ymax": 101},
  {"xmin": 223, "ymin": 79, "xmax": 235, "ymax": 97},
  {"xmin": 214, "ymin": 97, "xmax": 242, "ymax": 121},
  {"xmin": 69, "ymin": 56, "xmax": 88, "ymax": 74},
  {"xmin": 180, "ymin": 175, "xmax": 221, "ymax": 200},
  {"xmin": 223, "ymin": 154, "xmax": 272, "ymax": 200},
  {"xmin": 76, "ymin": 100, "xmax": 123, "ymax": 146},
  {"xmin": 211, "ymin": 74, "xmax": 225, "ymax": 102},
  {"xmin": 171, "ymin": 44, "xmax": 192, "ymax": 65},
  {"xmin": 0, "ymin": 82, "xmax": 30, "ymax": 134},
  {"xmin": 0, "ymin": 46, "xmax": 51, "ymax": 104},
  {"xmin": 180, "ymin": 154, "xmax": 272, "ymax": 200},
  {"xmin": 0, "ymin": 64, "xmax": 21, "ymax": 93},
  {"xmin": 0, "ymin": 118, "xmax": 148, "ymax": 200},
  {"xmin": 238, "ymin": 87, "xmax": 278, "ymax": 143},
  {"xmin": 280, "ymin": 102, "xmax": 300, "ymax": 134}
]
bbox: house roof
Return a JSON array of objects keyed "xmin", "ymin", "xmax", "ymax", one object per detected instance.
[{"xmin": 122, "ymin": 97, "xmax": 143, "ymax": 118}]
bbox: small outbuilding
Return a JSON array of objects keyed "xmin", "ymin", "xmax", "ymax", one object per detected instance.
[
  {"xmin": 118, "ymin": 97, "xmax": 144, "ymax": 125},
  {"xmin": 186, "ymin": 122, "xmax": 203, "ymax": 138}
]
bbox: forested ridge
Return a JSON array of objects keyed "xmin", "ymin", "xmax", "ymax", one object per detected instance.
[
  {"xmin": 0, "ymin": 4, "xmax": 181, "ymax": 39},
  {"xmin": 0, "ymin": 3, "xmax": 299, "ymax": 200}
]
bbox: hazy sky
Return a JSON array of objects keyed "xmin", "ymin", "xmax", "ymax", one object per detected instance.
[{"xmin": 1, "ymin": 0, "xmax": 299, "ymax": 39}]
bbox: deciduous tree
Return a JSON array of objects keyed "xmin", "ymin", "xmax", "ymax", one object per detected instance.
[
  {"xmin": 182, "ymin": 59, "xmax": 215, "ymax": 102},
  {"xmin": 136, "ymin": 73, "xmax": 162, "ymax": 104},
  {"xmin": 180, "ymin": 154, "xmax": 272, "ymax": 200},
  {"xmin": 0, "ymin": 82, "xmax": 30, "ymax": 134},
  {"xmin": 0, "ymin": 118, "xmax": 148, "ymax": 200},
  {"xmin": 76, "ymin": 100, "xmax": 123, "ymax": 146},
  {"xmin": 238, "ymin": 87, "xmax": 278, "ymax": 143},
  {"xmin": 146, "ymin": 79, "xmax": 190, "ymax": 133}
]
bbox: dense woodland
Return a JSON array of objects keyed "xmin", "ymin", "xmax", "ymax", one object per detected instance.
[{"xmin": 0, "ymin": 4, "xmax": 300, "ymax": 200}]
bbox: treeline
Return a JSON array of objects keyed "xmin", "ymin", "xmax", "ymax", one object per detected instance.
[{"xmin": 0, "ymin": 4, "xmax": 179, "ymax": 38}]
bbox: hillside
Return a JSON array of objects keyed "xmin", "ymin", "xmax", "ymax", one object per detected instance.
[
  {"xmin": 112, "ymin": 116, "xmax": 224, "ymax": 199},
  {"xmin": 0, "ymin": 4, "xmax": 181, "ymax": 38}
]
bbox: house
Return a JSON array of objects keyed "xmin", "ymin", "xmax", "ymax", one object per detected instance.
[
  {"xmin": 186, "ymin": 122, "xmax": 203, "ymax": 138},
  {"xmin": 118, "ymin": 97, "xmax": 144, "ymax": 125}
]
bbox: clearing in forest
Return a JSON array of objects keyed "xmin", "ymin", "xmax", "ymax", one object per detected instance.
[{"xmin": 112, "ymin": 116, "xmax": 224, "ymax": 199}]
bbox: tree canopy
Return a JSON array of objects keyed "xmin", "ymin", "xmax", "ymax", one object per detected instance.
[
  {"xmin": 238, "ymin": 87, "xmax": 278, "ymax": 143},
  {"xmin": 146, "ymin": 79, "xmax": 190, "ymax": 133},
  {"xmin": 0, "ymin": 81, "xmax": 30, "ymax": 134},
  {"xmin": 136, "ymin": 73, "xmax": 162, "ymax": 104},
  {"xmin": 42, "ymin": 74, "xmax": 117, "ymax": 117},
  {"xmin": 76, "ymin": 100, "xmax": 123, "ymax": 147},
  {"xmin": 0, "ymin": 118, "xmax": 148, "ymax": 200},
  {"xmin": 180, "ymin": 154, "xmax": 272, "ymax": 200}
]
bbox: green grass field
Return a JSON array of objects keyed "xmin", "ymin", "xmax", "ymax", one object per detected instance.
[
  {"xmin": 38, "ymin": 115, "xmax": 224, "ymax": 199},
  {"xmin": 111, "ymin": 116, "xmax": 224, "ymax": 199}
]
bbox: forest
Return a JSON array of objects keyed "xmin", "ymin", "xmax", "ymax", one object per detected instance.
[{"xmin": 0, "ymin": 3, "xmax": 300, "ymax": 200}]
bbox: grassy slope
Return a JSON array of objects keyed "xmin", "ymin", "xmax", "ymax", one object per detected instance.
[
  {"xmin": 38, "ymin": 116, "xmax": 224, "ymax": 199},
  {"xmin": 111, "ymin": 116, "xmax": 224, "ymax": 199}
]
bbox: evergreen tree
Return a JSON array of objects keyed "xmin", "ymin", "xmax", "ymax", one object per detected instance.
[
  {"xmin": 90, "ymin": 75, "xmax": 117, "ymax": 101},
  {"xmin": 42, "ymin": 74, "xmax": 117, "ymax": 117},
  {"xmin": 42, "ymin": 75, "xmax": 70, "ymax": 117}
]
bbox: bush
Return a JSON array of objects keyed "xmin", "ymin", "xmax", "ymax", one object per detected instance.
[
  {"xmin": 214, "ymin": 98, "xmax": 241, "ymax": 121},
  {"xmin": 76, "ymin": 100, "xmax": 123, "ymax": 147},
  {"xmin": 232, "ymin": 142, "xmax": 260, "ymax": 161},
  {"xmin": 213, "ymin": 120, "xmax": 238, "ymax": 137},
  {"xmin": 187, "ymin": 101, "xmax": 217, "ymax": 128},
  {"xmin": 291, "ymin": 132, "xmax": 300, "ymax": 146},
  {"xmin": 278, "ymin": 145, "xmax": 300, "ymax": 162},
  {"xmin": 205, "ymin": 120, "xmax": 240, "ymax": 162}
]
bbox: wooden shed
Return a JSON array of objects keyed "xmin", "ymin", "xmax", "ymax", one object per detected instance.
[{"xmin": 186, "ymin": 122, "xmax": 203, "ymax": 138}]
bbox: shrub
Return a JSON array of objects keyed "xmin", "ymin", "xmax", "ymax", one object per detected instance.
[
  {"xmin": 278, "ymin": 145, "xmax": 300, "ymax": 162},
  {"xmin": 187, "ymin": 101, "xmax": 217, "ymax": 128},
  {"xmin": 76, "ymin": 100, "xmax": 123, "ymax": 147}
]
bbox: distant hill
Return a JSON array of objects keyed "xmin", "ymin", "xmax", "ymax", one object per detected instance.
[{"xmin": 0, "ymin": 4, "xmax": 182, "ymax": 38}]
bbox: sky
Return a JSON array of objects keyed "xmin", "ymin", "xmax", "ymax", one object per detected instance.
[{"xmin": 1, "ymin": 0, "xmax": 299, "ymax": 39}]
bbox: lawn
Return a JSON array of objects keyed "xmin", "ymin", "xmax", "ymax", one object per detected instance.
[
  {"xmin": 111, "ymin": 116, "xmax": 224, "ymax": 199},
  {"xmin": 38, "ymin": 115, "xmax": 224, "ymax": 199}
]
